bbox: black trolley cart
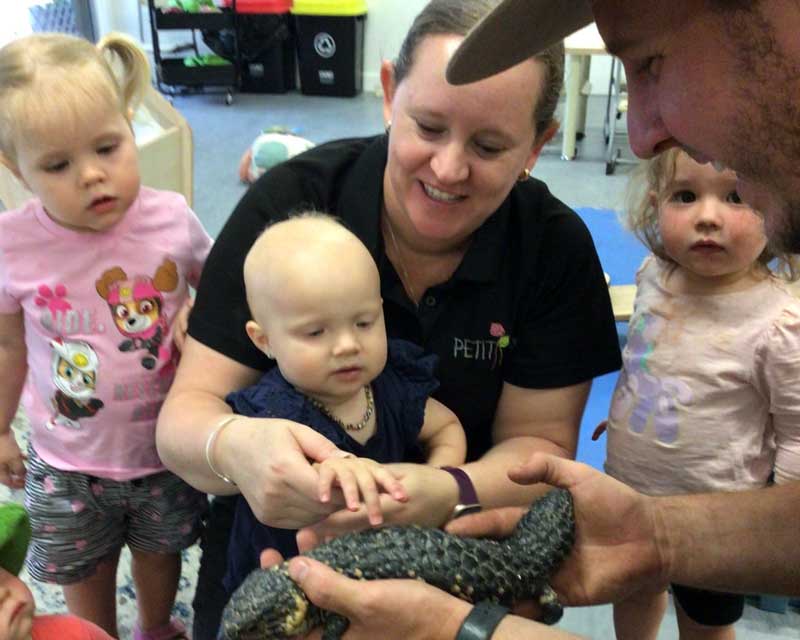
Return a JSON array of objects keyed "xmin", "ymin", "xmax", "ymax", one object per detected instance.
[{"xmin": 147, "ymin": 0, "xmax": 240, "ymax": 104}]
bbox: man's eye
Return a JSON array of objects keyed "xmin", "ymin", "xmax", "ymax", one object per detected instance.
[
  {"xmin": 307, "ymin": 329, "xmax": 324, "ymax": 337},
  {"xmin": 727, "ymin": 190, "xmax": 743, "ymax": 204},
  {"xmin": 98, "ymin": 143, "xmax": 118, "ymax": 155}
]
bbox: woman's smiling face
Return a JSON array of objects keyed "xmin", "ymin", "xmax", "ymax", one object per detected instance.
[{"xmin": 381, "ymin": 34, "xmax": 549, "ymax": 251}]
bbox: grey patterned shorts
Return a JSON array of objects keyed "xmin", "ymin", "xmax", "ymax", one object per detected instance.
[{"xmin": 24, "ymin": 446, "xmax": 207, "ymax": 585}]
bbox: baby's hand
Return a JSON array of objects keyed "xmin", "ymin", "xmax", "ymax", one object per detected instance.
[
  {"xmin": 0, "ymin": 433, "xmax": 25, "ymax": 489},
  {"xmin": 315, "ymin": 453, "xmax": 407, "ymax": 526}
]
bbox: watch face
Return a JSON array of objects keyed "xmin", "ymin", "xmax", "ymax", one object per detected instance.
[{"xmin": 452, "ymin": 503, "xmax": 482, "ymax": 519}]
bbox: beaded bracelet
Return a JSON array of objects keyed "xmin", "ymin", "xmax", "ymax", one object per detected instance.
[{"xmin": 204, "ymin": 415, "xmax": 238, "ymax": 485}]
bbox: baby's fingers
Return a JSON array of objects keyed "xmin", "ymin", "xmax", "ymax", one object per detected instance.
[
  {"xmin": 330, "ymin": 465, "xmax": 365, "ymax": 514},
  {"xmin": 349, "ymin": 466, "xmax": 383, "ymax": 526},
  {"xmin": 368, "ymin": 465, "xmax": 407, "ymax": 503},
  {"xmin": 316, "ymin": 463, "xmax": 339, "ymax": 504}
]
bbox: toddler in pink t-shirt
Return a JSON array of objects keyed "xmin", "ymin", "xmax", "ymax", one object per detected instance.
[{"xmin": 0, "ymin": 32, "xmax": 212, "ymax": 640}]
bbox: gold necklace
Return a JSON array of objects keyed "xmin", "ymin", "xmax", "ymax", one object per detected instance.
[
  {"xmin": 308, "ymin": 385, "xmax": 374, "ymax": 431},
  {"xmin": 383, "ymin": 215, "xmax": 418, "ymax": 304}
]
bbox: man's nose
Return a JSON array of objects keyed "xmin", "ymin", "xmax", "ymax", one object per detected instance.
[{"xmin": 625, "ymin": 77, "xmax": 678, "ymax": 159}]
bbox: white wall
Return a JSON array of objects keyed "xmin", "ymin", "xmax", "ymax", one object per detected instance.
[
  {"xmin": 363, "ymin": 1, "xmax": 614, "ymax": 96},
  {"xmin": 93, "ymin": 0, "xmax": 614, "ymax": 96},
  {"xmin": 361, "ymin": 0, "xmax": 424, "ymax": 93}
]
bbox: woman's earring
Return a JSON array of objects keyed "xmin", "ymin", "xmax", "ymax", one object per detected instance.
[
  {"xmin": 265, "ymin": 349, "xmax": 275, "ymax": 359},
  {"xmin": 385, "ymin": 120, "xmax": 392, "ymax": 135},
  {"xmin": 518, "ymin": 167, "xmax": 531, "ymax": 182}
]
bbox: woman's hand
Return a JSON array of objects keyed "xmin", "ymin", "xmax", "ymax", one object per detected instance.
[
  {"xmin": 443, "ymin": 505, "xmax": 526, "ymax": 537},
  {"xmin": 258, "ymin": 551, "xmax": 470, "ymax": 640},
  {"xmin": 217, "ymin": 416, "xmax": 350, "ymax": 529},
  {"xmin": 296, "ymin": 463, "xmax": 458, "ymax": 547}
]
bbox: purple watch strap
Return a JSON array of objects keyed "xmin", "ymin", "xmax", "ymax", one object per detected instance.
[{"xmin": 440, "ymin": 466, "xmax": 480, "ymax": 510}]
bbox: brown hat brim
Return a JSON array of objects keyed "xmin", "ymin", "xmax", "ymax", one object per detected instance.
[{"xmin": 447, "ymin": 0, "xmax": 595, "ymax": 85}]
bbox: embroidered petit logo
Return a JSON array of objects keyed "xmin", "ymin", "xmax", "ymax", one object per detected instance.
[
  {"xmin": 489, "ymin": 322, "xmax": 510, "ymax": 369},
  {"xmin": 451, "ymin": 323, "xmax": 512, "ymax": 366}
]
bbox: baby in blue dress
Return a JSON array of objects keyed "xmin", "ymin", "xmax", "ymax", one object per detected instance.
[{"xmin": 224, "ymin": 212, "xmax": 466, "ymax": 595}]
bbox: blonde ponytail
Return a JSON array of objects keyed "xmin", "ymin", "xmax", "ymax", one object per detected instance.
[{"xmin": 97, "ymin": 32, "xmax": 151, "ymax": 114}]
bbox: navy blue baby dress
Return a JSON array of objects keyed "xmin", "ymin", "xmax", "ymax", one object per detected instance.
[{"xmin": 223, "ymin": 339, "xmax": 439, "ymax": 595}]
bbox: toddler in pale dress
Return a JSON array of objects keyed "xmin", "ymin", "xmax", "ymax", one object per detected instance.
[{"xmin": 601, "ymin": 149, "xmax": 800, "ymax": 640}]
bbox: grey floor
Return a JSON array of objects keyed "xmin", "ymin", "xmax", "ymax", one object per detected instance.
[{"xmin": 175, "ymin": 88, "xmax": 799, "ymax": 639}]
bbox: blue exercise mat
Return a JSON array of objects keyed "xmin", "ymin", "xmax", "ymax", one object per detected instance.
[{"xmin": 572, "ymin": 208, "xmax": 648, "ymax": 470}]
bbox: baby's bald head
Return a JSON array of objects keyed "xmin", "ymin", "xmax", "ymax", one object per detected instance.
[{"xmin": 243, "ymin": 213, "xmax": 380, "ymax": 329}]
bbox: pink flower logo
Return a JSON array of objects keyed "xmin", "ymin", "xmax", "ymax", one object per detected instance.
[{"xmin": 489, "ymin": 322, "xmax": 510, "ymax": 368}]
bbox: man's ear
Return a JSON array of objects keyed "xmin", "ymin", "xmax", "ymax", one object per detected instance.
[{"xmin": 245, "ymin": 320, "xmax": 273, "ymax": 358}]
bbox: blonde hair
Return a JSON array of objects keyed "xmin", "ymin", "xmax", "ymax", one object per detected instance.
[
  {"xmin": 625, "ymin": 148, "xmax": 798, "ymax": 281},
  {"xmin": 0, "ymin": 31, "xmax": 150, "ymax": 165}
]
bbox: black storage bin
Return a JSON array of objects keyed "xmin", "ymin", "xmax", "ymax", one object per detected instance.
[
  {"xmin": 203, "ymin": 13, "xmax": 295, "ymax": 93},
  {"xmin": 293, "ymin": 13, "xmax": 365, "ymax": 96},
  {"xmin": 157, "ymin": 57, "xmax": 237, "ymax": 87}
]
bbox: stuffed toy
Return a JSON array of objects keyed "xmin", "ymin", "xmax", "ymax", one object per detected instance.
[{"xmin": 238, "ymin": 127, "xmax": 315, "ymax": 184}]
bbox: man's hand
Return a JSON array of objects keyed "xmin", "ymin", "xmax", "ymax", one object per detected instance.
[
  {"xmin": 509, "ymin": 453, "xmax": 667, "ymax": 605},
  {"xmin": 259, "ymin": 550, "xmax": 470, "ymax": 640}
]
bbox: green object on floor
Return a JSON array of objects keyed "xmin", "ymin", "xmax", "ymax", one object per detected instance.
[
  {"xmin": 0, "ymin": 503, "xmax": 30, "ymax": 576},
  {"xmin": 184, "ymin": 54, "xmax": 232, "ymax": 67}
]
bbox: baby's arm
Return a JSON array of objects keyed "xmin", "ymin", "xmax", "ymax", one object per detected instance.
[
  {"xmin": 418, "ymin": 398, "xmax": 467, "ymax": 467},
  {"xmin": 0, "ymin": 312, "xmax": 27, "ymax": 488},
  {"xmin": 314, "ymin": 455, "xmax": 407, "ymax": 526}
]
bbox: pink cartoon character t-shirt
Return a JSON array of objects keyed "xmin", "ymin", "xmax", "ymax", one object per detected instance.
[{"xmin": 0, "ymin": 187, "xmax": 212, "ymax": 480}]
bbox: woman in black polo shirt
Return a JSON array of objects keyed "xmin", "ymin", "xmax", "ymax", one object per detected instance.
[{"xmin": 155, "ymin": 0, "xmax": 620, "ymax": 637}]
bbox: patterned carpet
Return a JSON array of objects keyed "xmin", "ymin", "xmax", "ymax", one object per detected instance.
[{"xmin": 1, "ymin": 408, "xmax": 200, "ymax": 639}]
